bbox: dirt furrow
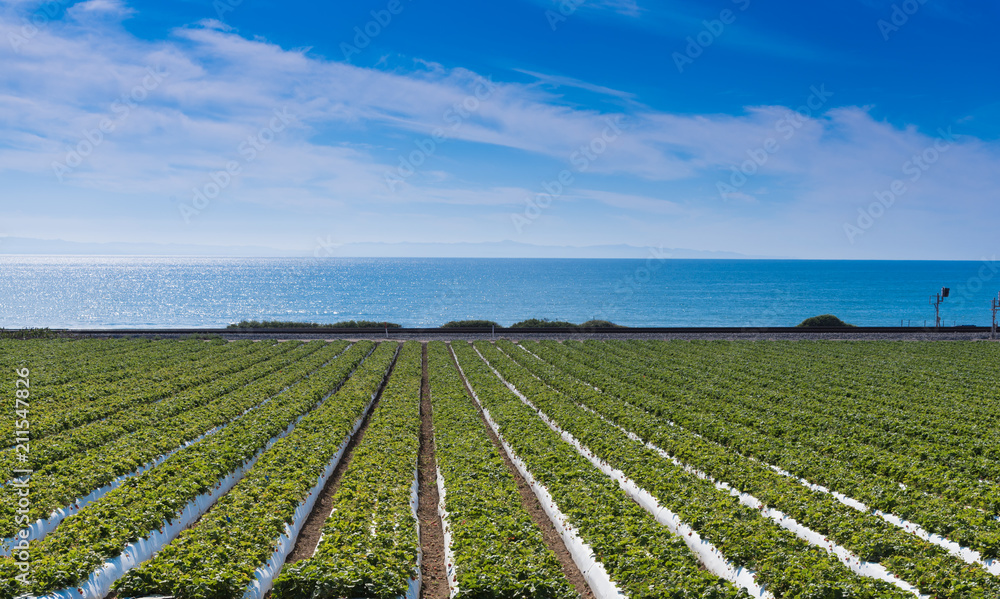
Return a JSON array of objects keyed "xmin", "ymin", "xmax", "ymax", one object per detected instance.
[{"xmin": 418, "ymin": 342, "xmax": 449, "ymax": 599}]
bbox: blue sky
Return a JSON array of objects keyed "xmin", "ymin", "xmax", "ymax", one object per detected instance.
[{"xmin": 0, "ymin": 0, "xmax": 998, "ymax": 258}]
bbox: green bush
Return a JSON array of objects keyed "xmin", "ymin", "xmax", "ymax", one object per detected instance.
[
  {"xmin": 796, "ymin": 314, "xmax": 856, "ymax": 327},
  {"xmin": 226, "ymin": 320, "xmax": 319, "ymax": 329},
  {"xmin": 508, "ymin": 318, "xmax": 625, "ymax": 329},
  {"xmin": 509, "ymin": 318, "xmax": 577, "ymax": 328},
  {"xmin": 578, "ymin": 320, "xmax": 626, "ymax": 328},
  {"xmin": 226, "ymin": 320, "xmax": 401, "ymax": 329}
]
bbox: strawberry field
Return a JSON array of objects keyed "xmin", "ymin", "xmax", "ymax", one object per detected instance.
[{"xmin": 2, "ymin": 337, "xmax": 999, "ymax": 599}]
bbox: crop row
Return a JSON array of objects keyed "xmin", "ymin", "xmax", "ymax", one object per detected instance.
[
  {"xmin": 0, "ymin": 340, "xmax": 314, "ymax": 484},
  {"xmin": 272, "ymin": 341, "xmax": 421, "ymax": 599},
  {"xmin": 606, "ymin": 340, "xmax": 1000, "ymax": 500},
  {"xmin": 569, "ymin": 340, "xmax": 1000, "ymax": 556},
  {"xmin": 656, "ymin": 340, "xmax": 1000, "ymax": 453},
  {"xmin": 424, "ymin": 341, "xmax": 578, "ymax": 599},
  {"xmin": 0, "ymin": 338, "xmax": 246, "ymax": 446},
  {"xmin": 450, "ymin": 341, "xmax": 744, "ymax": 599},
  {"xmin": 113, "ymin": 341, "xmax": 402, "ymax": 599},
  {"xmin": 14, "ymin": 341, "xmax": 326, "ymax": 472},
  {"xmin": 521, "ymin": 340, "xmax": 1000, "ymax": 597},
  {"xmin": 0, "ymin": 341, "xmax": 347, "ymax": 540},
  {"xmin": 3, "ymin": 338, "xmax": 189, "ymax": 389},
  {"xmin": 0, "ymin": 340, "xmax": 378, "ymax": 599},
  {"xmin": 725, "ymin": 340, "xmax": 1000, "ymax": 424},
  {"xmin": 4, "ymin": 337, "xmax": 221, "ymax": 435},
  {"xmin": 480, "ymin": 341, "xmax": 913, "ymax": 598},
  {"xmin": 29, "ymin": 338, "xmax": 222, "ymax": 402},
  {"xmin": 1, "ymin": 338, "xmax": 283, "ymax": 445},
  {"xmin": 631, "ymin": 339, "xmax": 1000, "ymax": 474}
]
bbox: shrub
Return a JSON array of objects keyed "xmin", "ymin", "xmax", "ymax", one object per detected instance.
[
  {"xmin": 227, "ymin": 320, "xmax": 319, "ymax": 329},
  {"xmin": 226, "ymin": 320, "xmax": 401, "ymax": 329},
  {"xmin": 510, "ymin": 319, "xmax": 579, "ymax": 328},
  {"xmin": 578, "ymin": 320, "xmax": 626, "ymax": 328}
]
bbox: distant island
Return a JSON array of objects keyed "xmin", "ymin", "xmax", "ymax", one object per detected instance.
[{"xmin": 0, "ymin": 236, "xmax": 771, "ymax": 259}]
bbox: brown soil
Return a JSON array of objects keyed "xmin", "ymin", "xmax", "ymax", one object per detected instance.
[
  {"xmin": 285, "ymin": 342, "xmax": 401, "ymax": 563},
  {"xmin": 418, "ymin": 343, "xmax": 450, "ymax": 599},
  {"xmin": 446, "ymin": 342, "xmax": 596, "ymax": 599}
]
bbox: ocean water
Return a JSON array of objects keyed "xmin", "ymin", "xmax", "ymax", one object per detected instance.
[{"xmin": 0, "ymin": 256, "xmax": 998, "ymax": 329}]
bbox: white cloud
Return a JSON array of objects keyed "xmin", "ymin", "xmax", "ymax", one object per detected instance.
[
  {"xmin": 531, "ymin": 0, "xmax": 643, "ymax": 18},
  {"xmin": 514, "ymin": 69, "xmax": 638, "ymax": 102},
  {"xmin": 70, "ymin": 0, "xmax": 132, "ymax": 14},
  {"xmin": 0, "ymin": 3, "xmax": 998, "ymax": 258}
]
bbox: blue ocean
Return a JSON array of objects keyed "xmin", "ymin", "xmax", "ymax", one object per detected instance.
[{"xmin": 0, "ymin": 256, "xmax": 998, "ymax": 329}]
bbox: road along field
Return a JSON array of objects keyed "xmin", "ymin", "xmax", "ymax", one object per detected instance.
[{"xmin": 1, "ymin": 337, "xmax": 998, "ymax": 599}]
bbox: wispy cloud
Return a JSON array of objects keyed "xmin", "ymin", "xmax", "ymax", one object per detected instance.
[
  {"xmin": 0, "ymin": 1, "xmax": 998, "ymax": 258},
  {"xmin": 530, "ymin": 0, "xmax": 643, "ymax": 18},
  {"xmin": 514, "ymin": 69, "xmax": 639, "ymax": 102},
  {"xmin": 70, "ymin": 0, "xmax": 133, "ymax": 15}
]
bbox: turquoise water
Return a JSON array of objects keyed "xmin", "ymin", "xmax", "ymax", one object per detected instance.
[{"xmin": 0, "ymin": 256, "xmax": 997, "ymax": 328}]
